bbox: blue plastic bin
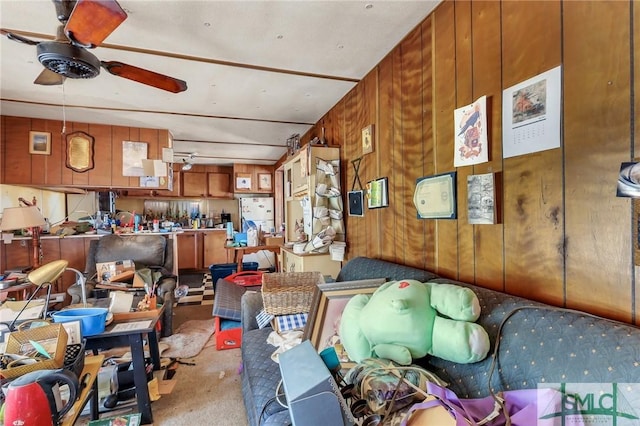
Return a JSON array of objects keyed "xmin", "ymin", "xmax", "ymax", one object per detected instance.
[{"xmin": 209, "ymin": 262, "xmax": 259, "ymax": 291}]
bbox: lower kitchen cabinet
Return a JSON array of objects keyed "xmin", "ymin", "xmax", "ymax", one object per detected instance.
[
  {"xmin": 175, "ymin": 230, "xmax": 228, "ymax": 272},
  {"xmin": 281, "ymin": 247, "xmax": 341, "ymax": 280}
]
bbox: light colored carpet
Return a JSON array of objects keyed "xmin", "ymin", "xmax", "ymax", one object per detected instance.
[
  {"xmin": 150, "ymin": 341, "xmax": 248, "ymax": 426},
  {"xmin": 160, "ymin": 318, "xmax": 216, "ymax": 359},
  {"xmin": 75, "ymin": 307, "xmax": 249, "ymax": 425}
]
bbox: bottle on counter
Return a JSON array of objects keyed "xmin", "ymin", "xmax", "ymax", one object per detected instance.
[{"xmin": 42, "ymin": 218, "xmax": 51, "ymax": 234}]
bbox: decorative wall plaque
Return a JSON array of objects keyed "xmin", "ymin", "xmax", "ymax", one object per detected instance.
[{"xmin": 66, "ymin": 131, "xmax": 94, "ymax": 173}]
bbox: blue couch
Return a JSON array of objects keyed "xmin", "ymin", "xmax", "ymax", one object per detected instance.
[{"xmin": 240, "ymin": 256, "xmax": 640, "ymax": 426}]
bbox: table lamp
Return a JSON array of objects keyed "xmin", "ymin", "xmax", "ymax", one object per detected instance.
[
  {"xmin": 0, "ymin": 205, "xmax": 46, "ymax": 267},
  {"xmin": 5, "ymin": 259, "xmax": 68, "ymax": 331}
]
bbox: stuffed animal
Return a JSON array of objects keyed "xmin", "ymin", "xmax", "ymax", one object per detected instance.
[{"xmin": 339, "ymin": 279, "xmax": 490, "ymax": 365}]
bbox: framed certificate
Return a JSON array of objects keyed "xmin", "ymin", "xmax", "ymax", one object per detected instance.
[{"xmin": 413, "ymin": 172, "xmax": 457, "ymax": 219}]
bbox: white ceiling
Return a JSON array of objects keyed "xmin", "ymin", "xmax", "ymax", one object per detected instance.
[{"xmin": 1, "ymin": 0, "xmax": 440, "ymax": 166}]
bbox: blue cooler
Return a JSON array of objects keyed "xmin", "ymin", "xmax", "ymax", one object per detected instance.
[{"xmin": 209, "ymin": 262, "xmax": 259, "ymax": 291}]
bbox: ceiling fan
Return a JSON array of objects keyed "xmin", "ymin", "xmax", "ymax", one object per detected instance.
[{"xmin": 4, "ymin": 0, "xmax": 187, "ymax": 93}]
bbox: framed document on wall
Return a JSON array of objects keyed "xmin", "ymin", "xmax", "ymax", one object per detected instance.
[{"xmin": 413, "ymin": 172, "xmax": 457, "ymax": 219}]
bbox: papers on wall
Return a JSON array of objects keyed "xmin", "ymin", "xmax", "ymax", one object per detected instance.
[
  {"xmin": 454, "ymin": 96, "xmax": 488, "ymax": 167},
  {"xmin": 502, "ymin": 65, "xmax": 562, "ymax": 158}
]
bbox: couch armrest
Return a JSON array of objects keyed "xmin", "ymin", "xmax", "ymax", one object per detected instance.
[{"xmin": 241, "ymin": 291, "xmax": 263, "ymax": 333}]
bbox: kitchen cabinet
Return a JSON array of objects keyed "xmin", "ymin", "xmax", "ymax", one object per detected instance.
[
  {"xmin": 182, "ymin": 172, "xmax": 207, "ymax": 197},
  {"xmin": 175, "ymin": 230, "xmax": 228, "ymax": 272},
  {"xmin": 181, "ymin": 166, "xmax": 232, "ymax": 198},
  {"xmin": 203, "ymin": 230, "xmax": 229, "ymax": 266},
  {"xmin": 233, "ymin": 164, "xmax": 274, "ymax": 194},
  {"xmin": 176, "ymin": 232, "xmax": 200, "ymax": 270},
  {"xmin": 207, "ymin": 172, "xmax": 231, "ymax": 198}
]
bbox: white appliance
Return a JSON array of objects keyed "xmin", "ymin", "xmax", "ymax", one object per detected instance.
[
  {"xmin": 240, "ymin": 197, "xmax": 275, "ymax": 232},
  {"xmin": 239, "ymin": 197, "xmax": 276, "ymax": 269}
]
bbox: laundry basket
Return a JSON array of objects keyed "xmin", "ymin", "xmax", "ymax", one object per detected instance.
[{"xmin": 261, "ymin": 272, "xmax": 324, "ymax": 315}]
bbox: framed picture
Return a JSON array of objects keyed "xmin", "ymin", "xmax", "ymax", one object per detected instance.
[
  {"xmin": 367, "ymin": 177, "xmax": 389, "ymax": 209},
  {"xmin": 303, "ymin": 278, "xmax": 387, "ymax": 368},
  {"xmin": 235, "ymin": 173, "xmax": 252, "ymax": 190},
  {"xmin": 467, "ymin": 173, "xmax": 496, "ymax": 225},
  {"xmin": 347, "ymin": 190, "xmax": 364, "ymax": 217},
  {"xmin": 362, "ymin": 124, "xmax": 374, "ymax": 155},
  {"xmin": 66, "ymin": 131, "xmax": 95, "ymax": 173},
  {"xmin": 413, "ymin": 171, "xmax": 457, "ymax": 219},
  {"xmin": 29, "ymin": 131, "xmax": 51, "ymax": 155},
  {"xmin": 258, "ymin": 173, "xmax": 272, "ymax": 190}
]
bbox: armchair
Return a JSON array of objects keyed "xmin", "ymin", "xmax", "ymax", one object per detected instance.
[{"xmin": 67, "ymin": 234, "xmax": 177, "ymax": 336}]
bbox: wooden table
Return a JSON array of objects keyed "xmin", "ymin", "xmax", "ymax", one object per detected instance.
[
  {"xmin": 84, "ymin": 305, "xmax": 165, "ymax": 425},
  {"xmin": 225, "ymin": 244, "xmax": 281, "ymax": 272},
  {"xmin": 61, "ymin": 354, "xmax": 104, "ymax": 426}
]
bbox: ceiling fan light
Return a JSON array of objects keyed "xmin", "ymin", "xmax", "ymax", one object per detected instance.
[{"xmin": 37, "ymin": 42, "xmax": 100, "ymax": 79}]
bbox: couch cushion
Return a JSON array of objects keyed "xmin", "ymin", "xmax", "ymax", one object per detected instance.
[
  {"xmin": 241, "ymin": 327, "xmax": 288, "ymax": 426},
  {"xmin": 337, "ymin": 256, "xmax": 439, "ymax": 283},
  {"xmin": 95, "ymin": 234, "xmax": 166, "ymax": 267}
]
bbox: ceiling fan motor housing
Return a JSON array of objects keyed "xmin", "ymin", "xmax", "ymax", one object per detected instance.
[{"xmin": 37, "ymin": 41, "xmax": 100, "ymax": 79}]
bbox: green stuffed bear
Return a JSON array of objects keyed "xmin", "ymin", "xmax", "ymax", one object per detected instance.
[{"xmin": 339, "ymin": 279, "xmax": 490, "ymax": 365}]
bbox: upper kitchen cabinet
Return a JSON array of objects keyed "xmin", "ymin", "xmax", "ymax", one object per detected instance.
[
  {"xmin": 1, "ymin": 116, "xmax": 171, "ymax": 189},
  {"xmin": 182, "ymin": 165, "xmax": 232, "ymax": 198},
  {"xmin": 233, "ymin": 164, "xmax": 274, "ymax": 194}
]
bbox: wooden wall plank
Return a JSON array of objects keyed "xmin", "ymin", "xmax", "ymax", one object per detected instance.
[
  {"xmin": 391, "ymin": 45, "xmax": 405, "ymax": 264},
  {"xmin": 111, "ymin": 126, "xmax": 130, "ymax": 187},
  {"xmin": 87, "ymin": 124, "xmax": 113, "ymax": 187},
  {"xmin": 400, "ymin": 26, "xmax": 425, "ymax": 269},
  {"xmin": 564, "ymin": 1, "xmax": 632, "ymax": 321},
  {"xmin": 362, "ymin": 70, "xmax": 380, "ymax": 259},
  {"xmin": 470, "ymin": 1, "xmax": 504, "ymax": 291},
  {"xmin": 421, "ymin": 17, "xmax": 436, "ymax": 271},
  {"xmin": 454, "ymin": 0, "xmax": 475, "ymax": 284},
  {"xmin": 46, "ymin": 120, "xmax": 64, "ymax": 185},
  {"xmin": 502, "ymin": 0, "xmax": 564, "ymax": 304},
  {"xmin": 4, "ymin": 117, "xmax": 32, "ymax": 183},
  {"xmin": 29, "ymin": 118, "xmax": 49, "ymax": 185},
  {"xmin": 344, "ymin": 89, "xmax": 364, "ymax": 257},
  {"xmin": 432, "ymin": 0, "xmax": 459, "ymax": 278},
  {"xmin": 378, "ymin": 53, "xmax": 395, "ymax": 263}
]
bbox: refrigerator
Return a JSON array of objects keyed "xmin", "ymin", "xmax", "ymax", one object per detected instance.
[
  {"xmin": 239, "ymin": 197, "xmax": 276, "ymax": 270},
  {"xmin": 240, "ymin": 197, "xmax": 275, "ymax": 232}
]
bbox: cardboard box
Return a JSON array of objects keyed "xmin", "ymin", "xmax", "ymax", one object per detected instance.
[
  {"xmin": 265, "ymin": 236, "xmax": 284, "ymax": 246},
  {"xmin": 96, "ymin": 260, "xmax": 135, "ymax": 284}
]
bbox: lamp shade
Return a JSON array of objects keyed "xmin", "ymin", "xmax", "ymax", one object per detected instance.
[
  {"xmin": 0, "ymin": 206, "xmax": 46, "ymax": 231},
  {"xmin": 27, "ymin": 259, "xmax": 69, "ymax": 286}
]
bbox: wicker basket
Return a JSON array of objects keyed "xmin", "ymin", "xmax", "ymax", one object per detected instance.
[
  {"xmin": 1, "ymin": 323, "xmax": 68, "ymax": 379},
  {"xmin": 262, "ymin": 272, "xmax": 324, "ymax": 315}
]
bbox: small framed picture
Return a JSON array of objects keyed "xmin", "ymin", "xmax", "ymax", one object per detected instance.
[
  {"xmin": 348, "ymin": 191, "xmax": 364, "ymax": 217},
  {"xmin": 235, "ymin": 173, "xmax": 252, "ymax": 190},
  {"xmin": 258, "ymin": 173, "xmax": 272, "ymax": 190},
  {"xmin": 29, "ymin": 131, "xmax": 51, "ymax": 155},
  {"xmin": 362, "ymin": 124, "xmax": 374, "ymax": 155}
]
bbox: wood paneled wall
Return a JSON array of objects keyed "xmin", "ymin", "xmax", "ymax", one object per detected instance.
[{"xmin": 308, "ymin": 0, "xmax": 639, "ymax": 324}]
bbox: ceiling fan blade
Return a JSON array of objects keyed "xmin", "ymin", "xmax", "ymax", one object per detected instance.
[
  {"xmin": 34, "ymin": 68, "xmax": 66, "ymax": 85},
  {"xmin": 4, "ymin": 31, "xmax": 40, "ymax": 46},
  {"xmin": 64, "ymin": 0, "xmax": 127, "ymax": 47},
  {"xmin": 101, "ymin": 61, "xmax": 188, "ymax": 93}
]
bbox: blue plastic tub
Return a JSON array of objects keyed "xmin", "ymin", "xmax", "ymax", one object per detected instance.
[
  {"xmin": 209, "ymin": 262, "xmax": 258, "ymax": 291},
  {"xmin": 52, "ymin": 307, "xmax": 109, "ymax": 337}
]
